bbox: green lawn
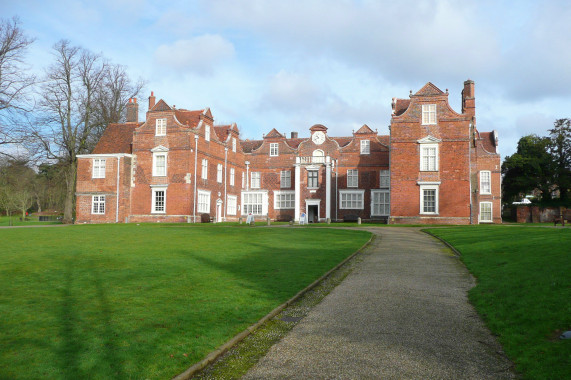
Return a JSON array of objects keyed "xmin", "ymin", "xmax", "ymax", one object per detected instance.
[
  {"xmin": 425, "ymin": 225, "xmax": 571, "ymax": 380},
  {"xmin": 0, "ymin": 224, "xmax": 370, "ymax": 379}
]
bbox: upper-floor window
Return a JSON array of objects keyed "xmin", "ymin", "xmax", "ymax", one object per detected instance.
[
  {"xmin": 153, "ymin": 153, "xmax": 167, "ymax": 177},
  {"xmin": 232, "ymin": 137, "xmax": 237, "ymax": 152},
  {"xmin": 480, "ymin": 171, "xmax": 491, "ymax": 194},
  {"xmin": 281, "ymin": 170, "xmax": 291, "ymax": 188},
  {"xmin": 420, "ymin": 144, "xmax": 438, "ymax": 171},
  {"xmin": 230, "ymin": 168, "xmax": 235, "ymax": 186},
  {"xmin": 347, "ymin": 169, "xmax": 358, "ymax": 188},
  {"xmin": 217, "ymin": 164, "xmax": 223, "ymax": 183},
  {"xmin": 360, "ymin": 140, "xmax": 370, "ymax": 155},
  {"xmin": 205, "ymin": 125, "xmax": 210, "ymax": 141},
  {"xmin": 380, "ymin": 170, "xmax": 390, "ymax": 188},
  {"xmin": 307, "ymin": 170, "xmax": 319, "ymax": 188},
  {"xmin": 201, "ymin": 159, "xmax": 208, "ymax": 179},
  {"xmin": 156, "ymin": 118, "xmax": 167, "ymax": 136},
  {"xmin": 92, "ymin": 158, "xmax": 106, "ymax": 178},
  {"xmin": 251, "ymin": 172, "xmax": 261, "ymax": 189},
  {"xmin": 270, "ymin": 143, "xmax": 279, "ymax": 157},
  {"xmin": 422, "ymin": 104, "xmax": 436, "ymax": 125}
]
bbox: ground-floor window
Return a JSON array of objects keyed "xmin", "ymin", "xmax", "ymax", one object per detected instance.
[
  {"xmin": 479, "ymin": 202, "xmax": 492, "ymax": 223},
  {"xmin": 92, "ymin": 195, "xmax": 105, "ymax": 214},
  {"xmin": 242, "ymin": 191, "xmax": 267, "ymax": 215},
  {"xmin": 152, "ymin": 187, "xmax": 167, "ymax": 213},
  {"xmin": 274, "ymin": 191, "xmax": 295, "ymax": 209},
  {"xmin": 371, "ymin": 190, "xmax": 389, "ymax": 216},
  {"xmin": 198, "ymin": 190, "xmax": 211, "ymax": 213},
  {"xmin": 227, "ymin": 195, "xmax": 237, "ymax": 215},
  {"xmin": 419, "ymin": 184, "xmax": 439, "ymax": 214},
  {"xmin": 339, "ymin": 190, "xmax": 364, "ymax": 209}
]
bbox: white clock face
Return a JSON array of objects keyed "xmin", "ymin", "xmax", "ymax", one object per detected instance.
[{"xmin": 312, "ymin": 131, "xmax": 325, "ymax": 145}]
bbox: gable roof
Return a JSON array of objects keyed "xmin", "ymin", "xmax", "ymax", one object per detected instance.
[
  {"xmin": 355, "ymin": 124, "xmax": 375, "ymax": 135},
  {"xmin": 214, "ymin": 125, "xmax": 232, "ymax": 141},
  {"xmin": 415, "ymin": 82, "xmax": 445, "ymax": 96},
  {"xmin": 92, "ymin": 123, "xmax": 139, "ymax": 154},
  {"xmin": 265, "ymin": 128, "xmax": 285, "ymax": 138},
  {"xmin": 174, "ymin": 109, "xmax": 203, "ymax": 128},
  {"xmin": 151, "ymin": 99, "xmax": 172, "ymax": 112}
]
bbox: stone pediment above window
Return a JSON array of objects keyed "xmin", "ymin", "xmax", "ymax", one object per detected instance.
[
  {"xmin": 417, "ymin": 135, "xmax": 442, "ymax": 144},
  {"xmin": 151, "ymin": 145, "xmax": 169, "ymax": 152}
]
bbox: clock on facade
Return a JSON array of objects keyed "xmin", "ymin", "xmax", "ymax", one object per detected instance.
[{"xmin": 312, "ymin": 131, "xmax": 326, "ymax": 145}]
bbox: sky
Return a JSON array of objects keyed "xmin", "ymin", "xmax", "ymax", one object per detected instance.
[{"xmin": 3, "ymin": 0, "xmax": 571, "ymax": 158}]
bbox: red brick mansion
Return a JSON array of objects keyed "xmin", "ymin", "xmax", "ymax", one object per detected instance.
[{"xmin": 75, "ymin": 80, "xmax": 501, "ymax": 224}]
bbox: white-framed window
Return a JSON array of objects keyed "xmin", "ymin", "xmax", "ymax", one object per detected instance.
[
  {"xmin": 274, "ymin": 190, "xmax": 295, "ymax": 209},
  {"xmin": 242, "ymin": 172, "xmax": 245, "ymax": 189},
  {"xmin": 312, "ymin": 149, "xmax": 325, "ymax": 164},
  {"xmin": 152, "ymin": 186, "xmax": 167, "ymax": 213},
  {"xmin": 380, "ymin": 170, "xmax": 390, "ymax": 188},
  {"xmin": 422, "ymin": 104, "xmax": 436, "ymax": 125},
  {"xmin": 91, "ymin": 195, "xmax": 105, "ymax": 214},
  {"xmin": 339, "ymin": 189, "xmax": 364, "ymax": 209},
  {"xmin": 92, "ymin": 158, "xmax": 106, "ymax": 179},
  {"xmin": 242, "ymin": 191, "xmax": 267, "ymax": 215},
  {"xmin": 479, "ymin": 202, "xmax": 493, "ymax": 223},
  {"xmin": 420, "ymin": 184, "xmax": 439, "ymax": 214},
  {"xmin": 227, "ymin": 195, "xmax": 237, "ymax": 215},
  {"xmin": 371, "ymin": 190, "xmax": 390, "ymax": 216},
  {"xmin": 347, "ymin": 169, "xmax": 358, "ymax": 188},
  {"xmin": 232, "ymin": 137, "xmax": 237, "ymax": 152},
  {"xmin": 307, "ymin": 170, "xmax": 319, "ymax": 188},
  {"xmin": 360, "ymin": 140, "xmax": 370, "ymax": 155},
  {"xmin": 201, "ymin": 159, "xmax": 208, "ymax": 179},
  {"xmin": 420, "ymin": 144, "xmax": 438, "ymax": 171},
  {"xmin": 197, "ymin": 190, "xmax": 210, "ymax": 213},
  {"xmin": 217, "ymin": 164, "xmax": 223, "ymax": 183},
  {"xmin": 230, "ymin": 168, "xmax": 235, "ymax": 186},
  {"xmin": 270, "ymin": 143, "xmax": 279, "ymax": 157},
  {"xmin": 480, "ymin": 171, "xmax": 491, "ymax": 194},
  {"xmin": 280, "ymin": 170, "xmax": 291, "ymax": 188},
  {"xmin": 251, "ymin": 172, "xmax": 261, "ymax": 189},
  {"xmin": 152, "ymin": 153, "xmax": 167, "ymax": 177},
  {"xmin": 156, "ymin": 118, "xmax": 167, "ymax": 136},
  {"xmin": 205, "ymin": 125, "xmax": 210, "ymax": 141}
]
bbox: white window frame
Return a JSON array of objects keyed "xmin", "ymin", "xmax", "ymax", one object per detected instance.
[
  {"xmin": 232, "ymin": 137, "xmax": 237, "ymax": 152},
  {"xmin": 230, "ymin": 168, "xmax": 235, "ymax": 186},
  {"xmin": 251, "ymin": 172, "xmax": 261, "ymax": 189},
  {"xmin": 197, "ymin": 189, "xmax": 211, "ymax": 214},
  {"xmin": 371, "ymin": 190, "xmax": 390, "ymax": 216},
  {"xmin": 480, "ymin": 170, "xmax": 491, "ymax": 195},
  {"xmin": 422, "ymin": 104, "xmax": 436, "ymax": 125},
  {"xmin": 380, "ymin": 170, "xmax": 390, "ymax": 188},
  {"xmin": 479, "ymin": 202, "xmax": 493, "ymax": 223},
  {"xmin": 92, "ymin": 158, "xmax": 106, "ymax": 179},
  {"xmin": 419, "ymin": 184, "xmax": 439, "ymax": 214},
  {"xmin": 420, "ymin": 144, "xmax": 439, "ymax": 171},
  {"xmin": 156, "ymin": 118, "xmax": 167, "ymax": 136},
  {"xmin": 227, "ymin": 195, "xmax": 237, "ymax": 215},
  {"xmin": 280, "ymin": 170, "xmax": 291, "ymax": 188},
  {"xmin": 270, "ymin": 143, "xmax": 279, "ymax": 157},
  {"xmin": 241, "ymin": 191, "xmax": 267, "ymax": 216},
  {"xmin": 274, "ymin": 190, "xmax": 295, "ymax": 209},
  {"xmin": 152, "ymin": 152, "xmax": 167, "ymax": 177},
  {"xmin": 205, "ymin": 125, "xmax": 210, "ymax": 141},
  {"xmin": 217, "ymin": 164, "xmax": 223, "ymax": 183},
  {"xmin": 201, "ymin": 159, "xmax": 208, "ymax": 179},
  {"xmin": 347, "ymin": 169, "xmax": 358, "ymax": 188},
  {"xmin": 91, "ymin": 195, "xmax": 105, "ymax": 214},
  {"xmin": 360, "ymin": 140, "xmax": 370, "ymax": 155},
  {"xmin": 151, "ymin": 186, "xmax": 167, "ymax": 213},
  {"xmin": 339, "ymin": 189, "xmax": 365, "ymax": 210}
]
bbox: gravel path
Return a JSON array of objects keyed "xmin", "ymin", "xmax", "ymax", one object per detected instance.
[{"xmin": 243, "ymin": 227, "xmax": 514, "ymax": 379}]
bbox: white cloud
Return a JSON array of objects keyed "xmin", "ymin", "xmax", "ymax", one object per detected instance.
[{"xmin": 154, "ymin": 34, "xmax": 235, "ymax": 75}]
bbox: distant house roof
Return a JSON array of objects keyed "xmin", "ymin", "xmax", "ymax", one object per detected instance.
[
  {"xmin": 175, "ymin": 109, "xmax": 203, "ymax": 128},
  {"xmin": 92, "ymin": 123, "xmax": 140, "ymax": 154},
  {"xmin": 241, "ymin": 140, "xmax": 263, "ymax": 153},
  {"xmin": 332, "ymin": 137, "xmax": 352, "ymax": 147}
]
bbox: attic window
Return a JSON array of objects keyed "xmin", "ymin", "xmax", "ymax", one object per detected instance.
[
  {"xmin": 422, "ymin": 104, "xmax": 436, "ymax": 125},
  {"xmin": 270, "ymin": 143, "xmax": 279, "ymax": 157},
  {"xmin": 232, "ymin": 138, "xmax": 237, "ymax": 152},
  {"xmin": 360, "ymin": 140, "xmax": 370, "ymax": 154},
  {"xmin": 156, "ymin": 119, "xmax": 166, "ymax": 136},
  {"xmin": 205, "ymin": 125, "xmax": 210, "ymax": 141}
]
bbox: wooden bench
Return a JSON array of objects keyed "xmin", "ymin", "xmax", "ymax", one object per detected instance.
[{"xmin": 554, "ymin": 210, "xmax": 571, "ymax": 226}]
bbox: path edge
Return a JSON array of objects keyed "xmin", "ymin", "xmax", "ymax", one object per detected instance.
[{"xmin": 422, "ymin": 229, "xmax": 462, "ymax": 257}]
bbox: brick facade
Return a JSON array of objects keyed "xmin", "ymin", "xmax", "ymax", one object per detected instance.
[{"xmin": 76, "ymin": 80, "xmax": 501, "ymax": 224}]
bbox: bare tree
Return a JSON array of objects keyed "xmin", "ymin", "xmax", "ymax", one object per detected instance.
[{"xmin": 0, "ymin": 17, "xmax": 35, "ymax": 157}]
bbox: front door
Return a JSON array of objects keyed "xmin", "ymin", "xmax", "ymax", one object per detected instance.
[
  {"xmin": 308, "ymin": 205, "xmax": 318, "ymax": 223},
  {"xmin": 216, "ymin": 199, "xmax": 223, "ymax": 222}
]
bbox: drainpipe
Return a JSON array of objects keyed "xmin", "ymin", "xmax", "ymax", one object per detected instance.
[
  {"xmin": 469, "ymin": 120, "xmax": 473, "ymax": 224},
  {"xmin": 116, "ymin": 156, "xmax": 120, "ymax": 223},
  {"xmin": 335, "ymin": 159, "xmax": 338, "ymax": 221},
  {"xmin": 193, "ymin": 134, "xmax": 199, "ymax": 223},
  {"xmin": 224, "ymin": 147, "xmax": 228, "ymax": 221}
]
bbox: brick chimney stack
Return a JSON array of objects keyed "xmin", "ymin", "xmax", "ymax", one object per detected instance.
[
  {"xmin": 461, "ymin": 80, "xmax": 475, "ymax": 118},
  {"xmin": 291, "ymin": 132, "xmax": 298, "ymax": 139},
  {"xmin": 126, "ymin": 98, "xmax": 138, "ymax": 123},
  {"xmin": 148, "ymin": 91, "xmax": 156, "ymax": 110}
]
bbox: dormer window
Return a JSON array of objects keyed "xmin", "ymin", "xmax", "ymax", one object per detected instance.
[
  {"xmin": 422, "ymin": 104, "xmax": 436, "ymax": 125},
  {"xmin": 360, "ymin": 140, "xmax": 370, "ymax": 154},
  {"xmin": 156, "ymin": 119, "xmax": 166, "ymax": 136},
  {"xmin": 270, "ymin": 143, "xmax": 279, "ymax": 157}
]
